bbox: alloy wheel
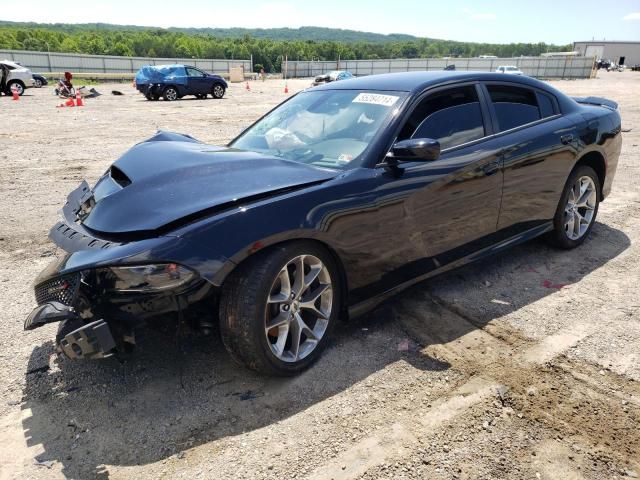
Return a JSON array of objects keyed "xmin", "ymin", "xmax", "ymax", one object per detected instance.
[
  {"xmin": 213, "ymin": 85, "xmax": 224, "ymax": 98},
  {"xmin": 10, "ymin": 82, "xmax": 24, "ymax": 95},
  {"xmin": 265, "ymin": 254, "xmax": 333, "ymax": 363},
  {"xmin": 165, "ymin": 88, "xmax": 177, "ymax": 101},
  {"xmin": 564, "ymin": 175, "xmax": 597, "ymax": 240}
]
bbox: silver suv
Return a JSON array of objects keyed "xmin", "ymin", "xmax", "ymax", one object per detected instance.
[{"xmin": 1, "ymin": 60, "xmax": 36, "ymax": 95}]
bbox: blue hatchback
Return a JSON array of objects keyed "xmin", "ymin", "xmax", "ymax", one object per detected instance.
[{"xmin": 135, "ymin": 64, "xmax": 227, "ymax": 101}]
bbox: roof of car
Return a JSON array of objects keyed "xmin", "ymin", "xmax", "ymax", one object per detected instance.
[{"xmin": 312, "ymin": 71, "xmax": 546, "ymax": 93}]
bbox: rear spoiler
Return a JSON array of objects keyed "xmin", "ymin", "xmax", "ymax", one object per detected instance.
[{"xmin": 572, "ymin": 96, "xmax": 618, "ymax": 110}]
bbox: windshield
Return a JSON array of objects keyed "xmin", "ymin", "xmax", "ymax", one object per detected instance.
[{"xmin": 230, "ymin": 90, "xmax": 406, "ymax": 169}]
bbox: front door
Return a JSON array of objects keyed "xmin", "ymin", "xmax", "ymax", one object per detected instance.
[
  {"xmin": 185, "ymin": 67, "xmax": 209, "ymax": 95},
  {"xmin": 347, "ymin": 84, "xmax": 505, "ymax": 304},
  {"xmin": 396, "ymin": 84, "xmax": 504, "ymax": 260}
]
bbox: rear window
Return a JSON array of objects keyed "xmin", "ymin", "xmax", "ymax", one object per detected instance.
[{"xmin": 487, "ymin": 84, "xmax": 541, "ymax": 131}]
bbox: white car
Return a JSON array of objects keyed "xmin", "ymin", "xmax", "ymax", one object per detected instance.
[
  {"xmin": 495, "ymin": 65, "xmax": 524, "ymax": 75},
  {"xmin": 1, "ymin": 60, "xmax": 35, "ymax": 95}
]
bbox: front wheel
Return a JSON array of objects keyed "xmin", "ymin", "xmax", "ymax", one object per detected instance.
[
  {"xmin": 219, "ymin": 242, "xmax": 340, "ymax": 376},
  {"xmin": 34, "ymin": 78, "xmax": 43, "ymax": 88},
  {"xmin": 6, "ymin": 80, "xmax": 24, "ymax": 96},
  {"xmin": 546, "ymin": 165, "xmax": 600, "ymax": 249},
  {"xmin": 212, "ymin": 84, "xmax": 225, "ymax": 99}
]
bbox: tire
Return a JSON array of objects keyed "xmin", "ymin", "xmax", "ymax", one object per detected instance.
[
  {"xmin": 162, "ymin": 86, "xmax": 179, "ymax": 101},
  {"xmin": 212, "ymin": 83, "xmax": 225, "ymax": 99},
  {"xmin": 219, "ymin": 241, "xmax": 341, "ymax": 376},
  {"xmin": 6, "ymin": 80, "xmax": 25, "ymax": 96},
  {"xmin": 34, "ymin": 78, "xmax": 43, "ymax": 88},
  {"xmin": 196, "ymin": 93, "xmax": 207, "ymax": 99},
  {"xmin": 546, "ymin": 165, "xmax": 600, "ymax": 249}
]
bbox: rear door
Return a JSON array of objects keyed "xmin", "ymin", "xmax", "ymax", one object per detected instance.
[{"xmin": 481, "ymin": 82, "xmax": 578, "ymax": 232}]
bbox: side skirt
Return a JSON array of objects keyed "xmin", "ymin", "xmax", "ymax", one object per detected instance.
[{"xmin": 347, "ymin": 221, "xmax": 553, "ymax": 319}]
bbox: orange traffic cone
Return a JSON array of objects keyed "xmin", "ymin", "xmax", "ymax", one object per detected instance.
[
  {"xmin": 11, "ymin": 85, "xmax": 19, "ymax": 100},
  {"xmin": 75, "ymin": 90, "xmax": 84, "ymax": 107},
  {"xmin": 246, "ymin": 82, "xmax": 251, "ymax": 91},
  {"xmin": 65, "ymin": 97, "xmax": 75, "ymax": 107},
  {"xmin": 284, "ymin": 83, "xmax": 289, "ymax": 94}
]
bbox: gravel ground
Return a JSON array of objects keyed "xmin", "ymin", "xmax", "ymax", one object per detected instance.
[{"xmin": 0, "ymin": 73, "xmax": 638, "ymax": 480}]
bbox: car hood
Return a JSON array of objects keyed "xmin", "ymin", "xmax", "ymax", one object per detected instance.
[{"xmin": 81, "ymin": 132, "xmax": 337, "ymax": 235}]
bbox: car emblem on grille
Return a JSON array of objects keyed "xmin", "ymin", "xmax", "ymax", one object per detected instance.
[{"xmin": 46, "ymin": 281, "xmax": 69, "ymax": 295}]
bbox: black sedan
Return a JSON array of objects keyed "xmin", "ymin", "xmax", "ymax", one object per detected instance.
[
  {"xmin": 25, "ymin": 72, "xmax": 622, "ymax": 376},
  {"xmin": 32, "ymin": 73, "xmax": 48, "ymax": 87}
]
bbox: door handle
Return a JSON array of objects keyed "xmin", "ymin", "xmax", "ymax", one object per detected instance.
[
  {"xmin": 560, "ymin": 134, "xmax": 574, "ymax": 145},
  {"xmin": 482, "ymin": 160, "xmax": 501, "ymax": 176}
]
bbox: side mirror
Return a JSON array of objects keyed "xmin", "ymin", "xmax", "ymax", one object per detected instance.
[{"xmin": 387, "ymin": 138, "xmax": 440, "ymax": 163}]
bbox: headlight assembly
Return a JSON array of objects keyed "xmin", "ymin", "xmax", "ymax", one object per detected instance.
[{"xmin": 107, "ymin": 263, "xmax": 196, "ymax": 292}]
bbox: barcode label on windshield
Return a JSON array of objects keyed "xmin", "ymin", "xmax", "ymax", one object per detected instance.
[{"xmin": 352, "ymin": 93, "xmax": 399, "ymax": 107}]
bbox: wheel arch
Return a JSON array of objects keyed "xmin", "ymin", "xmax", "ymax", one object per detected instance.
[
  {"xmin": 162, "ymin": 84, "xmax": 181, "ymax": 97},
  {"xmin": 215, "ymin": 236, "xmax": 350, "ymax": 318},
  {"xmin": 6, "ymin": 78, "xmax": 25, "ymax": 92},
  {"xmin": 573, "ymin": 150, "xmax": 606, "ymax": 200}
]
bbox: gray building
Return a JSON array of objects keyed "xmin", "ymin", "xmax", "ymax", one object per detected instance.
[{"xmin": 573, "ymin": 41, "xmax": 640, "ymax": 66}]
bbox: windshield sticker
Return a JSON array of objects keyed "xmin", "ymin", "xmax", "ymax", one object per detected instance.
[
  {"xmin": 338, "ymin": 153, "xmax": 353, "ymax": 163},
  {"xmin": 352, "ymin": 93, "xmax": 399, "ymax": 107}
]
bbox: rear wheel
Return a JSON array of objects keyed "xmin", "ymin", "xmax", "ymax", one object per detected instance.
[
  {"xmin": 219, "ymin": 242, "xmax": 340, "ymax": 376},
  {"xmin": 547, "ymin": 165, "xmax": 600, "ymax": 249},
  {"xmin": 212, "ymin": 84, "xmax": 225, "ymax": 99},
  {"xmin": 162, "ymin": 86, "xmax": 178, "ymax": 101},
  {"xmin": 34, "ymin": 78, "xmax": 43, "ymax": 88}
]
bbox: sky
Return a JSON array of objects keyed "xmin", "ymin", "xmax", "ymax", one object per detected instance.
[{"xmin": 2, "ymin": 0, "xmax": 640, "ymax": 44}]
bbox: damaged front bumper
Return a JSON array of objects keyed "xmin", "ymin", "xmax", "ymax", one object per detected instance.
[
  {"xmin": 24, "ymin": 180, "xmax": 231, "ymax": 360},
  {"xmin": 24, "ymin": 301, "xmax": 116, "ymax": 359}
]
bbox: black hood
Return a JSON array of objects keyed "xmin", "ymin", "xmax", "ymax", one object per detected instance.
[{"xmin": 82, "ymin": 132, "xmax": 337, "ymax": 235}]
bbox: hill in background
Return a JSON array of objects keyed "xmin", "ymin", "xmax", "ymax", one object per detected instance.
[{"xmin": 0, "ymin": 20, "xmax": 571, "ymax": 72}]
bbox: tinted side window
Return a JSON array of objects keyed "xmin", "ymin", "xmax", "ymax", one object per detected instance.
[
  {"xmin": 487, "ymin": 85, "xmax": 541, "ymax": 131},
  {"xmin": 537, "ymin": 91, "xmax": 556, "ymax": 118},
  {"xmin": 400, "ymin": 86, "xmax": 485, "ymax": 150},
  {"xmin": 186, "ymin": 68, "xmax": 204, "ymax": 77}
]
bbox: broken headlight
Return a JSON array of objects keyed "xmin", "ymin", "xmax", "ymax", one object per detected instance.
[{"xmin": 107, "ymin": 263, "xmax": 196, "ymax": 293}]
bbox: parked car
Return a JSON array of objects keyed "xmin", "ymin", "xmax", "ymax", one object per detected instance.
[
  {"xmin": 495, "ymin": 65, "xmax": 524, "ymax": 75},
  {"xmin": 25, "ymin": 72, "xmax": 621, "ymax": 376},
  {"xmin": 312, "ymin": 70, "xmax": 354, "ymax": 86},
  {"xmin": 32, "ymin": 73, "xmax": 48, "ymax": 88},
  {"xmin": 1, "ymin": 60, "xmax": 35, "ymax": 95},
  {"xmin": 134, "ymin": 64, "xmax": 227, "ymax": 101},
  {"xmin": 596, "ymin": 59, "xmax": 612, "ymax": 70}
]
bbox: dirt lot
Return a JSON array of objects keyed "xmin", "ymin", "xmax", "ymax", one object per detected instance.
[{"xmin": 0, "ymin": 73, "xmax": 638, "ymax": 480}]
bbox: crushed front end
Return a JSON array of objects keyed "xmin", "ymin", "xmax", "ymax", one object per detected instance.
[{"xmin": 24, "ymin": 179, "xmax": 218, "ymax": 360}]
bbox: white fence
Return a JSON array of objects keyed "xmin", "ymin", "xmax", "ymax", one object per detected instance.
[
  {"xmin": 0, "ymin": 49, "xmax": 251, "ymax": 74},
  {"xmin": 287, "ymin": 56, "xmax": 596, "ymax": 79}
]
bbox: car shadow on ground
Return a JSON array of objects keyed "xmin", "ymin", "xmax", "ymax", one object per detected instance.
[{"xmin": 21, "ymin": 222, "xmax": 630, "ymax": 478}]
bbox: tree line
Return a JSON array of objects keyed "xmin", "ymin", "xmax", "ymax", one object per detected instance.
[{"xmin": 0, "ymin": 23, "xmax": 571, "ymax": 73}]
